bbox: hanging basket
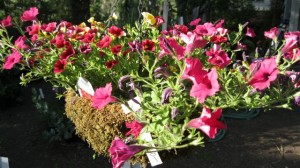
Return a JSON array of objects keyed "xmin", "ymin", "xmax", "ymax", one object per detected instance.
[{"xmin": 64, "ymin": 89, "xmax": 148, "ymax": 166}]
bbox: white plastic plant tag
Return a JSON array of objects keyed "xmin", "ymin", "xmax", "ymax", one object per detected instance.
[
  {"xmin": 141, "ymin": 132, "xmax": 163, "ymax": 167},
  {"xmin": 77, "ymin": 77, "xmax": 94, "ymax": 97},
  {"xmin": 121, "ymin": 96, "xmax": 141, "ymax": 114}
]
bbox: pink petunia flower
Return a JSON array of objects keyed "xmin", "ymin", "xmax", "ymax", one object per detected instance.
[
  {"xmin": 92, "ymin": 83, "xmax": 117, "ymax": 110},
  {"xmin": 194, "ymin": 23, "xmax": 217, "ymax": 36},
  {"xmin": 53, "ymin": 59, "xmax": 67, "ymax": 74},
  {"xmin": 155, "ymin": 16, "xmax": 164, "ymax": 26},
  {"xmin": 158, "ymin": 37, "xmax": 185, "ymax": 60},
  {"xmin": 96, "ymin": 35, "xmax": 112, "ymax": 49},
  {"xmin": 26, "ymin": 23, "xmax": 39, "ymax": 36},
  {"xmin": 248, "ymin": 57, "xmax": 279, "ymax": 90},
  {"xmin": 189, "ymin": 18, "xmax": 201, "ymax": 26},
  {"xmin": 264, "ymin": 27, "xmax": 279, "ymax": 39},
  {"xmin": 245, "ymin": 27, "xmax": 256, "ymax": 37},
  {"xmin": 206, "ymin": 44, "xmax": 231, "ymax": 69},
  {"xmin": 187, "ymin": 107, "xmax": 227, "ymax": 139},
  {"xmin": 3, "ymin": 51, "xmax": 22, "ymax": 69},
  {"xmin": 41, "ymin": 22, "xmax": 57, "ymax": 33},
  {"xmin": 21, "ymin": 7, "xmax": 39, "ymax": 22},
  {"xmin": 180, "ymin": 32, "xmax": 207, "ymax": 53},
  {"xmin": 1, "ymin": 15, "xmax": 12, "ymax": 27},
  {"xmin": 125, "ymin": 120, "xmax": 144, "ymax": 138},
  {"xmin": 281, "ymin": 32, "xmax": 300, "ymax": 54},
  {"xmin": 181, "ymin": 57, "xmax": 207, "ymax": 84},
  {"xmin": 190, "ymin": 68, "xmax": 220, "ymax": 103},
  {"xmin": 14, "ymin": 36, "xmax": 28, "ymax": 50},
  {"xmin": 109, "ymin": 137, "xmax": 144, "ymax": 168}
]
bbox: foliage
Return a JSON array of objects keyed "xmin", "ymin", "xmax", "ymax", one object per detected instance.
[
  {"xmin": 1, "ymin": 6, "xmax": 300, "ymax": 168},
  {"xmin": 32, "ymin": 87, "xmax": 75, "ymax": 142}
]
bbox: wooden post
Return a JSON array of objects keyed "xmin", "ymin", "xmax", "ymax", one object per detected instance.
[
  {"xmin": 162, "ymin": 0, "xmax": 169, "ymax": 31},
  {"xmin": 289, "ymin": 0, "xmax": 300, "ymax": 31}
]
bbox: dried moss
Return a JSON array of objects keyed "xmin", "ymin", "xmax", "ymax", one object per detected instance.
[{"xmin": 64, "ymin": 89, "xmax": 147, "ymax": 165}]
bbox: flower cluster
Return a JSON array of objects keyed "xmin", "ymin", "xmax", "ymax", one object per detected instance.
[{"xmin": 1, "ymin": 7, "xmax": 300, "ymax": 168}]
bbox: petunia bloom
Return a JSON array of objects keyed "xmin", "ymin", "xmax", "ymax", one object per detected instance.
[
  {"xmin": 245, "ymin": 27, "xmax": 256, "ymax": 37},
  {"xmin": 181, "ymin": 57, "xmax": 207, "ymax": 84},
  {"xmin": 187, "ymin": 107, "xmax": 227, "ymax": 139},
  {"xmin": 125, "ymin": 120, "xmax": 144, "ymax": 138},
  {"xmin": 105, "ymin": 60, "xmax": 119, "ymax": 69},
  {"xmin": 21, "ymin": 7, "xmax": 39, "ymax": 22},
  {"xmin": 14, "ymin": 36, "xmax": 28, "ymax": 50},
  {"xmin": 96, "ymin": 35, "xmax": 112, "ymax": 49},
  {"xmin": 109, "ymin": 137, "xmax": 144, "ymax": 168},
  {"xmin": 206, "ymin": 44, "xmax": 231, "ymax": 69},
  {"xmin": 79, "ymin": 43, "xmax": 92, "ymax": 54},
  {"xmin": 158, "ymin": 37, "xmax": 185, "ymax": 60},
  {"xmin": 59, "ymin": 44, "xmax": 75, "ymax": 60},
  {"xmin": 190, "ymin": 68, "xmax": 220, "ymax": 103},
  {"xmin": 142, "ymin": 12, "xmax": 156, "ymax": 25},
  {"xmin": 108, "ymin": 26, "xmax": 124, "ymax": 37},
  {"xmin": 189, "ymin": 18, "xmax": 201, "ymax": 26},
  {"xmin": 180, "ymin": 32, "xmax": 207, "ymax": 53},
  {"xmin": 111, "ymin": 44, "xmax": 122, "ymax": 54},
  {"xmin": 248, "ymin": 57, "xmax": 278, "ymax": 90},
  {"xmin": 1, "ymin": 15, "xmax": 12, "ymax": 27},
  {"xmin": 264, "ymin": 27, "xmax": 279, "ymax": 39},
  {"xmin": 92, "ymin": 83, "xmax": 117, "ymax": 110},
  {"xmin": 142, "ymin": 39, "xmax": 155, "ymax": 51},
  {"xmin": 3, "ymin": 51, "xmax": 22, "ymax": 69},
  {"xmin": 53, "ymin": 59, "xmax": 67, "ymax": 74}
]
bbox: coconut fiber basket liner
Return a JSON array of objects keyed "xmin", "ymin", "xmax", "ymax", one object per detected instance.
[{"xmin": 64, "ymin": 89, "xmax": 147, "ymax": 165}]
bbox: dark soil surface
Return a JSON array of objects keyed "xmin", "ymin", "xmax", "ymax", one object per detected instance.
[{"xmin": 1, "ymin": 81, "xmax": 300, "ymax": 168}]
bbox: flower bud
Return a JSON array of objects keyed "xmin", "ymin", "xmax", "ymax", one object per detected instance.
[
  {"xmin": 295, "ymin": 96, "xmax": 300, "ymax": 106},
  {"xmin": 161, "ymin": 87, "xmax": 172, "ymax": 104},
  {"xmin": 171, "ymin": 107, "xmax": 179, "ymax": 120},
  {"xmin": 154, "ymin": 66, "xmax": 170, "ymax": 78},
  {"xmin": 118, "ymin": 75, "xmax": 132, "ymax": 91}
]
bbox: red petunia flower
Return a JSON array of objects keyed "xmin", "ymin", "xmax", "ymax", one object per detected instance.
[
  {"xmin": 41, "ymin": 22, "xmax": 57, "ymax": 32},
  {"xmin": 142, "ymin": 39, "xmax": 155, "ymax": 51},
  {"xmin": 96, "ymin": 35, "xmax": 112, "ymax": 49},
  {"xmin": 206, "ymin": 44, "xmax": 231, "ymax": 69},
  {"xmin": 92, "ymin": 83, "xmax": 117, "ymax": 110},
  {"xmin": 108, "ymin": 26, "xmax": 124, "ymax": 37},
  {"xmin": 1, "ymin": 15, "xmax": 12, "ymax": 27},
  {"xmin": 248, "ymin": 57, "xmax": 278, "ymax": 90},
  {"xmin": 59, "ymin": 44, "xmax": 75, "ymax": 59},
  {"xmin": 187, "ymin": 107, "xmax": 227, "ymax": 139},
  {"xmin": 26, "ymin": 23, "xmax": 39, "ymax": 36},
  {"xmin": 53, "ymin": 59, "xmax": 67, "ymax": 74},
  {"xmin": 111, "ymin": 44, "xmax": 122, "ymax": 54},
  {"xmin": 21, "ymin": 7, "xmax": 39, "ymax": 22},
  {"xmin": 155, "ymin": 16, "xmax": 165, "ymax": 26},
  {"xmin": 106, "ymin": 60, "xmax": 119, "ymax": 69},
  {"xmin": 3, "ymin": 51, "xmax": 22, "ymax": 69}
]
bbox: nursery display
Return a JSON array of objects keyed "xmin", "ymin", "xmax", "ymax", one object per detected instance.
[{"xmin": 1, "ymin": 7, "xmax": 300, "ymax": 168}]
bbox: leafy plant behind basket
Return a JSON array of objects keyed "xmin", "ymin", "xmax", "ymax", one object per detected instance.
[{"xmin": 32, "ymin": 87, "xmax": 75, "ymax": 142}]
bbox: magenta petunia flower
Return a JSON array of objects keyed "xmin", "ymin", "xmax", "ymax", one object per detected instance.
[
  {"xmin": 194, "ymin": 22, "xmax": 217, "ymax": 36},
  {"xmin": 155, "ymin": 16, "xmax": 164, "ymax": 26},
  {"xmin": 81, "ymin": 32, "xmax": 95, "ymax": 43},
  {"xmin": 264, "ymin": 27, "xmax": 279, "ymax": 39},
  {"xmin": 109, "ymin": 137, "xmax": 144, "ymax": 168},
  {"xmin": 187, "ymin": 107, "xmax": 227, "ymax": 139},
  {"xmin": 92, "ymin": 83, "xmax": 117, "ymax": 110},
  {"xmin": 181, "ymin": 57, "xmax": 207, "ymax": 84},
  {"xmin": 248, "ymin": 57, "xmax": 278, "ymax": 90},
  {"xmin": 53, "ymin": 59, "xmax": 67, "ymax": 74},
  {"xmin": 125, "ymin": 120, "xmax": 144, "ymax": 138},
  {"xmin": 21, "ymin": 7, "xmax": 39, "ymax": 22},
  {"xmin": 79, "ymin": 43, "xmax": 92, "ymax": 54},
  {"xmin": 206, "ymin": 44, "xmax": 231, "ymax": 69},
  {"xmin": 1, "ymin": 15, "xmax": 12, "ymax": 27},
  {"xmin": 14, "ymin": 36, "xmax": 28, "ymax": 50},
  {"xmin": 3, "ymin": 51, "xmax": 22, "ymax": 69},
  {"xmin": 281, "ymin": 32, "xmax": 300, "ymax": 54},
  {"xmin": 190, "ymin": 68, "xmax": 220, "ymax": 103},
  {"xmin": 245, "ymin": 27, "xmax": 256, "ymax": 37},
  {"xmin": 96, "ymin": 35, "xmax": 112, "ymax": 49},
  {"xmin": 180, "ymin": 32, "xmax": 207, "ymax": 53}
]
